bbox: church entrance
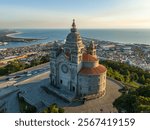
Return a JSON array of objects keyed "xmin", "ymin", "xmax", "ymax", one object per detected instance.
[
  {"xmin": 52, "ymin": 80, "xmax": 54, "ymax": 85},
  {"xmin": 72, "ymin": 87, "xmax": 75, "ymax": 92},
  {"xmin": 70, "ymin": 85, "xmax": 75, "ymax": 92},
  {"xmin": 60, "ymin": 80, "xmax": 63, "ymax": 84}
]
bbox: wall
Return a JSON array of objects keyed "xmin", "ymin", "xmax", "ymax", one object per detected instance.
[
  {"xmin": 82, "ymin": 60, "xmax": 98, "ymax": 68},
  {"xmin": 58, "ymin": 62, "xmax": 71, "ymax": 91},
  {"xmin": 98, "ymin": 72, "xmax": 107, "ymax": 94},
  {"xmin": 78, "ymin": 71, "xmax": 107, "ymax": 97},
  {"xmin": 78, "ymin": 74, "xmax": 99, "ymax": 96}
]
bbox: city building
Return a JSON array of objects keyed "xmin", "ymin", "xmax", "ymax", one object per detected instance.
[{"xmin": 49, "ymin": 20, "xmax": 107, "ymax": 100}]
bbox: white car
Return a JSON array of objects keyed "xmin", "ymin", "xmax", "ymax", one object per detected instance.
[{"xmin": 27, "ymin": 73, "xmax": 32, "ymax": 76}]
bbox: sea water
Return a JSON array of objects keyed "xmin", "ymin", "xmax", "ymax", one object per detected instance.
[{"xmin": 0, "ymin": 29, "xmax": 150, "ymax": 49}]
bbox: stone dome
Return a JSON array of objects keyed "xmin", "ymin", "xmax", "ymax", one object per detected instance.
[
  {"xmin": 65, "ymin": 19, "xmax": 83, "ymax": 44},
  {"xmin": 66, "ymin": 32, "xmax": 82, "ymax": 43}
]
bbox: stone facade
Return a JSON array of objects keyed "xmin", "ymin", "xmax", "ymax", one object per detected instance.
[{"xmin": 49, "ymin": 20, "xmax": 107, "ymax": 99}]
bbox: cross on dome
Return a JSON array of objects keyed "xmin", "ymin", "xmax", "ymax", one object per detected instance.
[
  {"xmin": 71, "ymin": 19, "xmax": 77, "ymax": 32},
  {"xmin": 72, "ymin": 19, "xmax": 76, "ymax": 28}
]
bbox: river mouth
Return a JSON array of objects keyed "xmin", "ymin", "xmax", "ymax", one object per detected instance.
[
  {"xmin": 0, "ymin": 31, "xmax": 45, "ymax": 44},
  {"xmin": 6, "ymin": 31, "xmax": 48, "ymax": 40}
]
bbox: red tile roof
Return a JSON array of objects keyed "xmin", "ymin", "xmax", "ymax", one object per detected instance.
[
  {"xmin": 79, "ymin": 65, "xmax": 107, "ymax": 75},
  {"xmin": 82, "ymin": 53, "xmax": 97, "ymax": 62}
]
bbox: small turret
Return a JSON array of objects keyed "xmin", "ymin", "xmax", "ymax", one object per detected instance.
[
  {"xmin": 87, "ymin": 41, "xmax": 97, "ymax": 58},
  {"xmin": 50, "ymin": 41, "xmax": 61, "ymax": 58}
]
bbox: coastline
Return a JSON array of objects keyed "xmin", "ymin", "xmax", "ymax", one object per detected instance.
[
  {"xmin": 0, "ymin": 31, "xmax": 40, "ymax": 43},
  {"xmin": 0, "ymin": 29, "xmax": 150, "ymax": 50},
  {"xmin": 84, "ymin": 36, "xmax": 150, "ymax": 45},
  {"xmin": 6, "ymin": 32, "xmax": 23, "ymax": 38}
]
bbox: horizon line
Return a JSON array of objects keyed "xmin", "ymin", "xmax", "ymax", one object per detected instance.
[{"xmin": 1, "ymin": 27, "xmax": 150, "ymax": 30}]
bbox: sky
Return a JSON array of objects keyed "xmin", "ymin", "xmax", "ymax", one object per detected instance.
[{"xmin": 0, "ymin": 0, "xmax": 150, "ymax": 29}]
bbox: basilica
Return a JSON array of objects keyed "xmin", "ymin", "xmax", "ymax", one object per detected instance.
[{"xmin": 49, "ymin": 20, "xmax": 107, "ymax": 100}]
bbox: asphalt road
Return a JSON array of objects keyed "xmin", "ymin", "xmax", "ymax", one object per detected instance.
[{"xmin": 0, "ymin": 62, "xmax": 49, "ymax": 88}]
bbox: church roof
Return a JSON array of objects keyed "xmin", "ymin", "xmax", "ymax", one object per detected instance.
[
  {"xmin": 79, "ymin": 65, "xmax": 107, "ymax": 75},
  {"xmin": 66, "ymin": 32, "xmax": 82, "ymax": 43},
  {"xmin": 82, "ymin": 53, "xmax": 97, "ymax": 62},
  {"xmin": 65, "ymin": 19, "xmax": 83, "ymax": 45}
]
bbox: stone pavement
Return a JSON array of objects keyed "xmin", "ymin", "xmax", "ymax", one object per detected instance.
[
  {"xmin": 46, "ymin": 85, "xmax": 76, "ymax": 102},
  {"xmin": 64, "ymin": 79, "xmax": 122, "ymax": 113}
]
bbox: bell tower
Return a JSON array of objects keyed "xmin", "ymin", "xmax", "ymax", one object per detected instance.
[
  {"xmin": 64, "ymin": 19, "xmax": 84, "ymax": 65},
  {"xmin": 63, "ymin": 19, "xmax": 85, "ymax": 94},
  {"xmin": 87, "ymin": 41, "xmax": 97, "ymax": 58}
]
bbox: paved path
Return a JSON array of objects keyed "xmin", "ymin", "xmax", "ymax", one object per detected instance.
[
  {"xmin": 0, "ymin": 81, "xmax": 16, "ymax": 88},
  {"xmin": 5, "ymin": 93, "xmax": 20, "ymax": 113},
  {"xmin": 64, "ymin": 79, "xmax": 122, "ymax": 113}
]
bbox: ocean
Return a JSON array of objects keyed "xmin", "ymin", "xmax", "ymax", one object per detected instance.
[{"xmin": 0, "ymin": 29, "xmax": 150, "ymax": 49}]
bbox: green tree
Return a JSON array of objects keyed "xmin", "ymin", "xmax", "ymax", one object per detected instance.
[
  {"xmin": 114, "ymin": 71, "xmax": 124, "ymax": 82},
  {"xmin": 138, "ymin": 96, "xmax": 150, "ymax": 105},
  {"xmin": 138, "ymin": 75, "xmax": 145, "ymax": 84},
  {"xmin": 145, "ymin": 78, "xmax": 150, "ymax": 85},
  {"xmin": 122, "ymin": 69, "xmax": 130, "ymax": 76},
  {"xmin": 107, "ymin": 67, "xmax": 113, "ymax": 77},
  {"xmin": 113, "ymin": 84, "xmax": 150, "ymax": 113},
  {"xmin": 134, "ymin": 73, "xmax": 139, "ymax": 81},
  {"xmin": 137, "ymin": 105, "xmax": 150, "ymax": 112},
  {"xmin": 30, "ymin": 59, "xmax": 40, "ymax": 66},
  {"xmin": 113, "ymin": 94, "xmax": 138, "ymax": 113},
  {"xmin": 124, "ymin": 75, "xmax": 130, "ymax": 83},
  {"xmin": 5, "ymin": 60, "xmax": 25, "ymax": 73},
  {"xmin": 40, "ymin": 55, "xmax": 50, "ymax": 63},
  {"xmin": 0, "ymin": 67, "xmax": 7, "ymax": 76},
  {"xmin": 136, "ymin": 85, "xmax": 150, "ymax": 97},
  {"xmin": 101, "ymin": 60, "xmax": 149, "ymax": 85},
  {"xmin": 42, "ymin": 103, "xmax": 64, "ymax": 113}
]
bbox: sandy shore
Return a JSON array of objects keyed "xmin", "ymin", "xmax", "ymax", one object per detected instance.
[
  {"xmin": 6, "ymin": 32, "xmax": 22, "ymax": 38},
  {"xmin": 0, "ymin": 31, "xmax": 40, "ymax": 43}
]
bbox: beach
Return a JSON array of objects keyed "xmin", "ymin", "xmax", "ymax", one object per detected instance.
[{"xmin": 0, "ymin": 31, "xmax": 40, "ymax": 44}]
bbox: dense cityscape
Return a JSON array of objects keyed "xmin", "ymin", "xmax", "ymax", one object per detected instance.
[
  {"xmin": 83, "ymin": 38, "xmax": 150, "ymax": 71},
  {"xmin": 0, "ymin": 43, "xmax": 51, "ymax": 67},
  {"xmin": 0, "ymin": 36, "xmax": 150, "ymax": 71}
]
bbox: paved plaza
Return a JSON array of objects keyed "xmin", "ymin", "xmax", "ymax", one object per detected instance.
[
  {"xmin": 0, "ymin": 71, "xmax": 122, "ymax": 113},
  {"xmin": 64, "ymin": 79, "xmax": 122, "ymax": 113}
]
